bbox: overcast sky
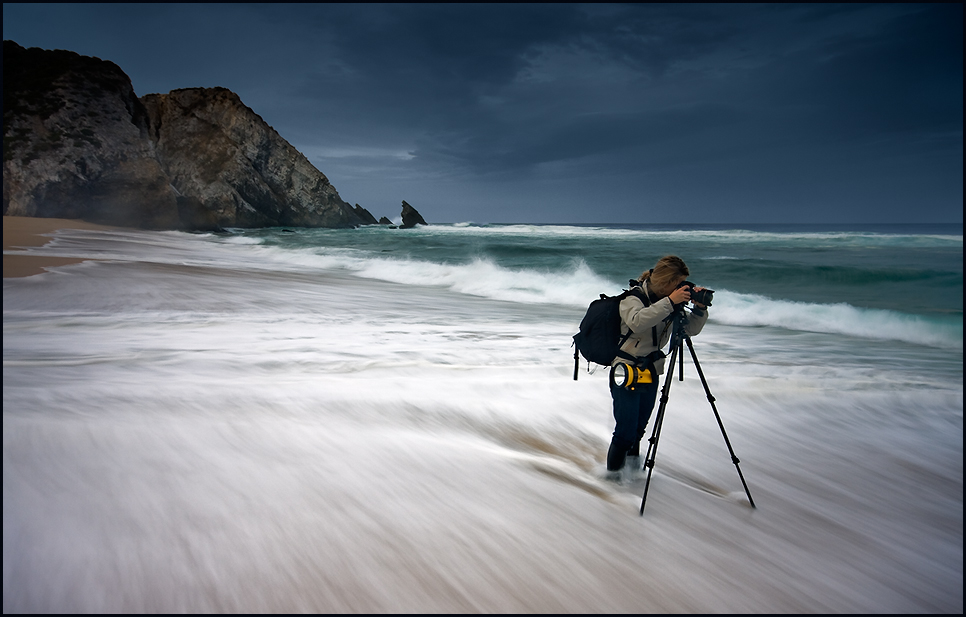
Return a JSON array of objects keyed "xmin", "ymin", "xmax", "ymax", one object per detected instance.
[{"xmin": 4, "ymin": 3, "xmax": 963, "ymax": 224}]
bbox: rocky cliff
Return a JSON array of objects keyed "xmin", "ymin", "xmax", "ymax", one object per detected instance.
[
  {"xmin": 3, "ymin": 41, "xmax": 180, "ymax": 228},
  {"xmin": 140, "ymin": 87, "xmax": 366, "ymax": 229},
  {"xmin": 3, "ymin": 41, "xmax": 376, "ymax": 230}
]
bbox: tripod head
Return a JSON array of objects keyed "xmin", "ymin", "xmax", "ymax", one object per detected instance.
[{"xmin": 663, "ymin": 300, "xmax": 694, "ymax": 349}]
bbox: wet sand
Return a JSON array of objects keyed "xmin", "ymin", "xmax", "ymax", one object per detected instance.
[{"xmin": 3, "ymin": 216, "xmax": 119, "ymax": 278}]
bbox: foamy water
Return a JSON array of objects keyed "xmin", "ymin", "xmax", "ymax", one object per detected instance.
[{"xmin": 3, "ymin": 225, "xmax": 962, "ymax": 612}]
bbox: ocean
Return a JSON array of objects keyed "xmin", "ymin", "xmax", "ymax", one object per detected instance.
[{"xmin": 3, "ymin": 221, "xmax": 962, "ymax": 612}]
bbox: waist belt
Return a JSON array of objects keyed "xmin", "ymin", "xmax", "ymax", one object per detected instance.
[{"xmin": 618, "ymin": 349, "xmax": 666, "ymax": 369}]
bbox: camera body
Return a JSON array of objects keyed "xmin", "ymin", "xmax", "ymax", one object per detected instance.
[{"xmin": 678, "ymin": 280, "xmax": 714, "ymax": 307}]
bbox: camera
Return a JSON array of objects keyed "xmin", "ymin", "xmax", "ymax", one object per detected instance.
[{"xmin": 678, "ymin": 280, "xmax": 714, "ymax": 307}]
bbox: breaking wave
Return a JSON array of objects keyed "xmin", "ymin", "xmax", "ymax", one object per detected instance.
[
  {"xmin": 710, "ymin": 290, "xmax": 963, "ymax": 350},
  {"xmin": 248, "ymin": 243, "xmax": 962, "ymax": 349}
]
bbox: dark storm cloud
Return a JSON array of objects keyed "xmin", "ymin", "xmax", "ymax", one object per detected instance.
[
  {"xmin": 276, "ymin": 4, "xmax": 962, "ymax": 176},
  {"xmin": 745, "ymin": 5, "xmax": 963, "ymax": 141},
  {"xmin": 277, "ymin": 4, "xmax": 755, "ymax": 166},
  {"xmin": 3, "ymin": 3, "xmax": 962, "ymax": 223}
]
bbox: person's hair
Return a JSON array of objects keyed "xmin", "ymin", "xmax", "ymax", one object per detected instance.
[{"xmin": 640, "ymin": 255, "xmax": 689, "ymax": 297}]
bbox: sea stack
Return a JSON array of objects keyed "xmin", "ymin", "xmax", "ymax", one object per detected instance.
[
  {"xmin": 352, "ymin": 204, "xmax": 379, "ymax": 225},
  {"xmin": 399, "ymin": 200, "xmax": 428, "ymax": 229}
]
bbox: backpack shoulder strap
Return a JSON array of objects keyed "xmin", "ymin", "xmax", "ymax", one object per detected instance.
[{"xmin": 625, "ymin": 280, "xmax": 651, "ymax": 305}]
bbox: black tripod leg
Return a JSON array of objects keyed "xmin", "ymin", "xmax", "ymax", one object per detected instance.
[
  {"xmin": 639, "ymin": 343, "xmax": 680, "ymax": 516},
  {"xmin": 678, "ymin": 339, "xmax": 685, "ymax": 381},
  {"xmin": 683, "ymin": 336, "xmax": 756, "ymax": 508}
]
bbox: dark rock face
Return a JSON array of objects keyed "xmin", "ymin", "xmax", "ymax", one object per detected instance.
[
  {"xmin": 3, "ymin": 41, "xmax": 180, "ymax": 228},
  {"xmin": 400, "ymin": 200, "xmax": 428, "ymax": 229},
  {"xmin": 377, "ymin": 216, "xmax": 393, "ymax": 225},
  {"xmin": 3, "ymin": 41, "xmax": 368, "ymax": 230},
  {"xmin": 352, "ymin": 204, "xmax": 379, "ymax": 225},
  {"xmin": 141, "ymin": 87, "xmax": 363, "ymax": 229}
]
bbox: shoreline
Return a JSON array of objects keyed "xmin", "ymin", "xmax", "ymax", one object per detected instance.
[{"xmin": 3, "ymin": 216, "xmax": 120, "ymax": 278}]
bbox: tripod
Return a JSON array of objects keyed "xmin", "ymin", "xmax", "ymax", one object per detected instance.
[{"xmin": 639, "ymin": 305, "xmax": 756, "ymax": 515}]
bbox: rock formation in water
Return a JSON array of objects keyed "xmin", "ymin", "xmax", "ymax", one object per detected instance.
[
  {"xmin": 352, "ymin": 204, "xmax": 379, "ymax": 225},
  {"xmin": 400, "ymin": 200, "xmax": 428, "ymax": 229},
  {"xmin": 3, "ymin": 41, "xmax": 372, "ymax": 230}
]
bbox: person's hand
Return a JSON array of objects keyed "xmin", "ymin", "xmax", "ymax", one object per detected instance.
[
  {"xmin": 668, "ymin": 285, "xmax": 691, "ymax": 305},
  {"xmin": 692, "ymin": 286, "xmax": 708, "ymax": 309}
]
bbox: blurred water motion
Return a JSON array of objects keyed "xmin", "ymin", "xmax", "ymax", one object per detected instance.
[{"xmin": 3, "ymin": 226, "xmax": 962, "ymax": 612}]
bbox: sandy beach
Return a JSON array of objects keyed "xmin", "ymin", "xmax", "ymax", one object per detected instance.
[{"xmin": 2, "ymin": 216, "xmax": 119, "ymax": 278}]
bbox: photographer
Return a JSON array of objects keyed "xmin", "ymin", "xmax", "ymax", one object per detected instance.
[{"xmin": 607, "ymin": 255, "xmax": 709, "ymax": 478}]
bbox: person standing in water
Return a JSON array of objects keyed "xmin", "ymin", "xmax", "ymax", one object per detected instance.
[{"xmin": 607, "ymin": 255, "xmax": 709, "ymax": 479}]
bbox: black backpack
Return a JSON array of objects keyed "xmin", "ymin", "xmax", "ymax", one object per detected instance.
[{"xmin": 572, "ymin": 282, "xmax": 651, "ymax": 380}]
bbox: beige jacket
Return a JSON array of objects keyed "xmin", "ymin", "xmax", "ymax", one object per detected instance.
[{"xmin": 614, "ymin": 280, "xmax": 709, "ymax": 374}]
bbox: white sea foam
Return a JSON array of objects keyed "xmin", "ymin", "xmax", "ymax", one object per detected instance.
[
  {"xmin": 403, "ymin": 223, "xmax": 964, "ymax": 247},
  {"xmin": 243, "ymin": 245, "xmax": 963, "ymax": 350},
  {"xmin": 23, "ymin": 229, "xmax": 963, "ymax": 350},
  {"xmin": 351, "ymin": 256, "xmax": 613, "ymax": 306},
  {"xmin": 3, "ymin": 225, "xmax": 961, "ymax": 613},
  {"xmin": 711, "ymin": 290, "xmax": 964, "ymax": 350},
  {"xmin": 220, "ymin": 235, "xmax": 264, "ymax": 245}
]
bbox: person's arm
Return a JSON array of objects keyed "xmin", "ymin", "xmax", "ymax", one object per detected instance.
[
  {"xmin": 620, "ymin": 294, "xmax": 673, "ymax": 332},
  {"xmin": 684, "ymin": 300, "xmax": 709, "ymax": 336}
]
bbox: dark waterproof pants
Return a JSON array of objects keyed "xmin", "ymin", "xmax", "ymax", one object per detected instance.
[{"xmin": 607, "ymin": 379, "xmax": 659, "ymax": 471}]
